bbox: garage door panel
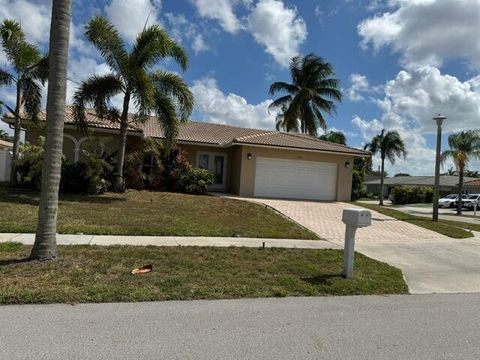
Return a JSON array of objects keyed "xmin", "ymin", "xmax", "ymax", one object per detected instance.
[{"xmin": 254, "ymin": 157, "xmax": 337, "ymax": 201}]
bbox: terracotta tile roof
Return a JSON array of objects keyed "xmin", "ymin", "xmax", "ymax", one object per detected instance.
[
  {"xmin": 0, "ymin": 139, "xmax": 13, "ymax": 150},
  {"xmin": 2, "ymin": 107, "xmax": 370, "ymax": 156},
  {"xmin": 464, "ymin": 179, "xmax": 480, "ymax": 187}
]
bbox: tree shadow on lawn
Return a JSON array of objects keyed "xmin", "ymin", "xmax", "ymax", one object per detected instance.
[
  {"xmin": 0, "ymin": 257, "xmax": 32, "ymax": 267},
  {"xmin": 303, "ymin": 273, "xmax": 344, "ymax": 285}
]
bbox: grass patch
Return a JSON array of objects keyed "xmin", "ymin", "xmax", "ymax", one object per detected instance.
[
  {"xmin": 0, "ymin": 184, "xmax": 317, "ymax": 239},
  {"xmin": 0, "ymin": 244, "xmax": 408, "ymax": 304},
  {"xmin": 357, "ymin": 203, "xmax": 475, "ymax": 238}
]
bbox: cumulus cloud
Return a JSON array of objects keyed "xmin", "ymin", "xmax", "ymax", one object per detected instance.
[
  {"xmin": 165, "ymin": 13, "xmax": 209, "ymax": 55},
  {"xmin": 346, "ymin": 73, "xmax": 376, "ymax": 102},
  {"xmin": 247, "ymin": 0, "xmax": 307, "ymax": 67},
  {"xmin": 358, "ymin": 0, "xmax": 480, "ymax": 68},
  {"xmin": 190, "ymin": 77, "xmax": 276, "ymax": 129},
  {"xmin": 351, "ymin": 65, "xmax": 480, "ymax": 174},
  {"xmin": 190, "ymin": 0, "xmax": 243, "ymax": 33},
  {"xmin": 105, "ymin": 0, "xmax": 162, "ymax": 43}
]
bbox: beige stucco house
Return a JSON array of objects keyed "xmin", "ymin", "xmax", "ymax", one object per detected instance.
[{"xmin": 3, "ymin": 107, "xmax": 370, "ymax": 201}]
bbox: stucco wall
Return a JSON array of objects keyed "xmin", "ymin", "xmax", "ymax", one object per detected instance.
[{"xmin": 237, "ymin": 145, "xmax": 354, "ymax": 201}]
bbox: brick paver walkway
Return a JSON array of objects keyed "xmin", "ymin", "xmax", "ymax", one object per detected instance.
[{"xmin": 244, "ymin": 199, "xmax": 449, "ymax": 243}]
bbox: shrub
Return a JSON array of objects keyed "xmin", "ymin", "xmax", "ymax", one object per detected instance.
[
  {"xmin": 351, "ymin": 168, "xmax": 366, "ymax": 201},
  {"xmin": 391, "ymin": 186, "xmax": 434, "ymax": 205},
  {"xmin": 15, "ymin": 137, "xmax": 45, "ymax": 189},
  {"xmin": 176, "ymin": 167, "xmax": 214, "ymax": 195}
]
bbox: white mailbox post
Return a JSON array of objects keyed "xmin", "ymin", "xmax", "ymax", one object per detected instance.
[{"xmin": 342, "ymin": 208, "xmax": 372, "ymax": 279}]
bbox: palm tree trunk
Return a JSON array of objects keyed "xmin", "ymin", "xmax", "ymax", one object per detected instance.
[
  {"xmin": 113, "ymin": 92, "xmax": 130, "ymax": 192},
  {"xmin": 30, "ymin": 0, "xmax": 72, "ymax": 261},
  {"xmin": 379, "ymin": 156, "xmax": 385, "ymax": 206},
  {"xmin": 9, "ymin": 84, "xmax": 22, "ymax": 186},
  {"xmin": 457, "ymin": 167, "xmax": 464, "ymax": 216}
]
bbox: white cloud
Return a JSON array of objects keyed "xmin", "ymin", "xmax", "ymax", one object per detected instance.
[
  {"xmin": 247, "ymin": 0, "xmax": 307, "ymax": 67},
  {"xmin": 347, "ymin": 74, "xmax": 373, "ymax": 102},
  {"xmin": 358, "ymin": 0, "xmax": 480, "ymax": 68},
  {"xmin": 0, "ymin": 0, "xmax": 51, "ymax": 45},
  {"xmin": 105, "ymin": 0, "xmax": 162, "ymax": 43},
  {"xmin": 165, "ymin": 13, "xmax": 209, "ymax": 55},
  {"xmin": 351, "ymin": 65, "xmax": 480, "ymax": 174},
  {"xmin": 190, "ymin": 0, "xmax": 243, "ymax": 33},
  {"xmin": 190, "ymin": 77, "xmax": 276, "ymax": 129}
]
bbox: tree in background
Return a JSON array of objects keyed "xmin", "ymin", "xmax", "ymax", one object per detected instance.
[
  {"xmin": 318, "ymin": 130, "xmax": 346, "ymax": 145},
  {"xmin": 394, "ymin": 173, "xmax": 411, "ymax": 177},
  {"xmin": 364, "ymin": 130, "xmax": 407, "ymax": 206},
  {"xmin": 31, "ymin": 0, "xmax": 72, "ymax": 260},
  {"xmin": 268, "ymin": 53, "xmax": 341, "ymax": 136},
  {"xmin": 441, "ymin": 130, "xmax": 480, "ymax": 215},
  {"xmin": 0, "ymin": 129, "xmax": 13, "ymax": 142},
  {"xmin": 74, "ymin": 16, "xmax": 193, "ymax": 191},
  {"xmin": 0, "ymin": 20, "xmax": 48, "ymax": 185}
]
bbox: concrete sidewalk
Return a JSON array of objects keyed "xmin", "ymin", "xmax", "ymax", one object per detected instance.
[{"xmin": 0, "ymin": 233, "xmax": 340, "ymax": 249}]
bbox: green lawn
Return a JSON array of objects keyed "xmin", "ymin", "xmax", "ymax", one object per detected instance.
[
  {"xmin": 0, "ymin": 243, "xmax": 408, "ymax": 304},
  {"xmin": 357, "ymin": 202, "xmax": 476, "ymax": 238},
  {"xmin": 0, "ymin": 184, "xmax": 317, "ymax": 239}
]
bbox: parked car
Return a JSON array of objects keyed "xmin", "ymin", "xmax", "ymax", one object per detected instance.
[
  {"xmin": 461, "ymin": 194, "xmax": 480, "ymax": 210},
  {"xmin": 438, "ymin": 194, "xmax": 460, "ymax": 208}
]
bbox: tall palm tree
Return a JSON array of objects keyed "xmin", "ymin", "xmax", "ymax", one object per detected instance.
[
  {"xmin": 268, "ymin": 53, "xmax": 341, "ymax": 136},
  {"xmin": 441, "ymin": 130, "xmax": 480, "ymax": 215},
  {"xmin": 30, "ymin": 0, "xmax": 72, "ymax": 260},
  {"xmin": 74, "ymin": 16, "xmax": 193, "ymax": 191},
  {"xmin": 318, "ymin": 130, "xmax": 346, "ymax": 145},
  {"xmin": 0, "ymin": 20, "xmax": 48, "ymax": 186},
  {"xmin": 365, "ymin": 130, "xmax": 407, "ymax": 206}
]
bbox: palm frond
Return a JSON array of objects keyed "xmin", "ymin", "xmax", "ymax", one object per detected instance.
[
  {"xmin": 73, "ymin": 73, "xmax": 124, "ymax": 130},
  {"xmin": 21, "ymin": 77, "xmax": 42, "ymax": 120},
  {"xmin": 153, "ymin": 91, "xmax": 178, "ymax": 151},
  {"xmin": 85, "ymin": 16, "xmax": 127, "ymax": 74},
  {"xmin": 268, "ymin": 81, "xmax": 299, "ymax": 95},
  {"xmin": 268, "ymin": 95, "xmax": 292, "ymax": 113},
  {"xmin": 132, "ymin": 25, "xmax": 188, "ymax": 71},
  {"xmin": 131, "ymin": 70, "xmax": 155, "ymax": 122},
  {"xmin": 0, "ymin": 68, "xmax": 13, "ymax": 86},
  {"xmin": 150, "ymin": 70, "xmax": 193, "ymax": 121}
]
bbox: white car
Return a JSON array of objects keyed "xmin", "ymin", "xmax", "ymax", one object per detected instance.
[
  {"xmin": 438, "ymin": 194, "xmax": 460, "ymax": 208},
  {"xmin": 461, "ymin": 194, "xmax": 480, "ymax": 210}
]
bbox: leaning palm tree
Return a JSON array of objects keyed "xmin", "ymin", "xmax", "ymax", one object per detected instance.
[
  {"xmin": 74, "ymin": 16, "xmax": 193, "ymax": 191},
  {"xmin": 0, "ymin": 19, "xmax": 48, "ymax": 186},
  {"xmin": 441, "ymin": 130, "xmax": 480, "ymax": 215},
  {"xmin": 318, "ymin": 130, "xmax": 347, "ymax": 145},
  {"xmin": 364, "ymin": 130, "xmax": 407, "ymax": 206},
  {"xmin": 268, "ymin": 53, "xmax": 341, "ymax": 136},
  {"xmin": 31, "ymin": 0, "xmax": 72, "ymax": 261}
]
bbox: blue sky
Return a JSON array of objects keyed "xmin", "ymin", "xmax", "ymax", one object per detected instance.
[{"xmin": 2, "ymin": 0, "xmax": 480, "ymax": 175}]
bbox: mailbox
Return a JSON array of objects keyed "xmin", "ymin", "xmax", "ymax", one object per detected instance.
[{"xmin": 342, "ymin": 208, "xmax": 372, "ymax": 228}]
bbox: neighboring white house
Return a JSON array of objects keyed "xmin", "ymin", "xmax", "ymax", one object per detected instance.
[{"xmin": 0, "ymin": 139, "xmax": 13, "ymax": 182}]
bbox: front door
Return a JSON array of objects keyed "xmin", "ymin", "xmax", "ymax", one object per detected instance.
[{"xmin": 197, "ymin": 152, "xmax": 227, "ymax": 191}]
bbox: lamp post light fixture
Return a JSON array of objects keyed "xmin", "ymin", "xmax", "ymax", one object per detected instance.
[{"xmin": 432, "ymin": 114, "xmax": 446, "ymax": 222}]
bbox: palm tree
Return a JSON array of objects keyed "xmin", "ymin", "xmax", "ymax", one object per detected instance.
[
  {"xmin": 0, "ymin": 129, "xmax": 13, "ymax": 142},
  {"xmin": 268, "ymin": 53, "xmax": 341, "ymax": 136},
  {"xmin": 365, "ymin": 130, "xmax": 407, "ymax": 206},
  {"xmin": 74, "ymin": 16, "xmax": 193, "ymax": 191},
  {"xmin": 31, "ymin": 0, "xmax": 72, "ymax": 260},
  {"xmin": 441, "ymin": 130, "xmax": 480, "ymax": 215},
  {"xmin": 318, "ymin": 130, "xmax": 346, "ymax": 145},
  {"xmin": 0, "ymin": 19, "xmax": 48, "ymax": 186}
]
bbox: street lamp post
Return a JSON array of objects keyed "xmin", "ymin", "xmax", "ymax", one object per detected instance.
[{"xmin": 433, "ymin": 114, "xmax": 446, "ymax": 222}]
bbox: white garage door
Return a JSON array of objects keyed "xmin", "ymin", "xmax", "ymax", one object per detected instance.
[{"xmin": 254, "ymin": 157, "xmax": 338, "ymax": 201}]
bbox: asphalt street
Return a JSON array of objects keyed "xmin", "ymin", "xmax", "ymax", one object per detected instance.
[{"xmin": 1, "ymin": 294, "xmax": 480, "ymax": 359}]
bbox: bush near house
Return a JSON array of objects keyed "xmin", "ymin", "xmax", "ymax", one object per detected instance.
[
  {"xmin": 125, "ymin": 138, "xmax": 213, "ymax": 195},
  {"xmin": 390, "ymin": 186, "xmax": 433, "ymax": 205},
  {"xmin": 16, "ymin": 137, "xmax": 114, "ymax": 194}
]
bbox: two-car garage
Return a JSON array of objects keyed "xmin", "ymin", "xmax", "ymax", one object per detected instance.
[{"xmin": 253, "ymin": 157, "xmax": 338, "ymax": 201}]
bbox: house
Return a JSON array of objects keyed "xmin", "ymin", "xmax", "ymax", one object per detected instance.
[
  {"xmin": 365, "ymin": 175, "xmax": 480, "ymax": 198},
  {"xmin": 2, "ymin": 107, "xmax": 370, "ymax": 201}
]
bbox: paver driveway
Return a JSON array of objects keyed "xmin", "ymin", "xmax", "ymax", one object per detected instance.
[
  {"xmin": 246, "ymin": 199, "xmax": 448, "ymax": 243},
  {"xmin": 242, "ymin": 198, "xmax": 480, "ymax": 294}
]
